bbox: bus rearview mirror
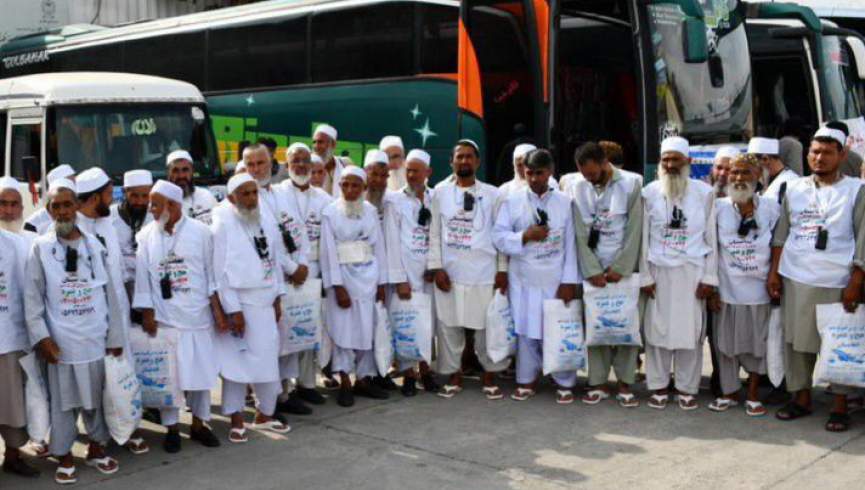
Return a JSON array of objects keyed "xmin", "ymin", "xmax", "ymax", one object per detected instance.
[{"xmin": 683, "ymin": 18, "xmax": 708, "ymax": 64}]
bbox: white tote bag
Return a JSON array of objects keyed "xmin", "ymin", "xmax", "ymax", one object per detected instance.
[
  {"xmin": 766, "ymin": 307, "xmax": 785, "ymax": 388},
  {"xmin": 389, "ymin": 292, "xmax": 433, "ymax": 363},
  {"xmin": 129, "ymin": 327, "xmax": 184, "ymax": 408},
  {"xmin": 583, "ymin": 275, "xmax": 642, "ymax": 346},
  {"xmin": 18, "ymin": 353, "xmax": 50, "ymax": 443},
  {"xmin": 103, "ymin": 355, "xmax": 143, "ymax": 445},
  {"xmin": 373, "ymin": 302, "xmax": 393, "ymax": 376},
  {"xmin": 542, "ymin": 299, "xmax": 586, "ymax": 375},
  {"xmin": 485, "ymin": 290, "xmax": 517, "ymax": 363},
  {"xmin": 279, "ymin": 279, "xmax": 323, "ymax": 356},
  {"xmin": 815, "ymin": 304, "xmax": 865, "ymax": 388}
]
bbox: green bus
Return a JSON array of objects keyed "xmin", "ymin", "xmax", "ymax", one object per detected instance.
[{"xmin": 0, "ymin": 0, "xmax": 473, "ymax": 183}]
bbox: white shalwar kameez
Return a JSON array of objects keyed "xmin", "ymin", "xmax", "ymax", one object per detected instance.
[
  {"xmin": 110, "ymin": 203, "xmax": 154, "ymax": 284},
  {"xmin": 762, "ymin": 168, "xmax": 798, "ymax": 203},
  {"xmin": 211, "ymin": 206, "xmax": 286, "ymax": 416},
  {"xmin": 428, "ymin": 179, "xmax": 509, "ymax": 375},
  {"xmin": 183, "ymin": 186, "xmax": 219, "ymax": 225},
  {"xmin": 133, "ymin": 216, "xmax": 219, "ymax": 426},
  {"xmin": 640, "ymin": 179, "xmax": 719, "ymax": 395},
  {"xmin": 0, "ymin": 230, "xmax": 29, "ymax": 448},
  {"xmin": 320, "ymin": 200, "xmax": 387, "ymax": 377},
  {"xmin": 493, "ymin": 186, "xmax": 580, "ymax": 387}
]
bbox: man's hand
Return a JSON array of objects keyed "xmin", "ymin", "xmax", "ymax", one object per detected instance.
[
  {"xmin": 641, "ymin": 284, "xmax": 656, "ymax": 299},
  {"xmin": 587, "ymin": 274, "xmax": 607, "ymax": 288},
  {"xmin": 396, "ymin": 282, "xmax": 412, "ymax": 300},
  {"xmin": 707, "ymin": 292, "xmax": 722, "ymax": 313},
  {"xmin": 274, "ymin": 297, "xmax": 282, "ymax": 324},
  {"xmin": 229, "ymin": 312, "xmax": 246, "ymax": 336},
  {"xmin": 106, "ymin": 348, "xmax": 123, "ymax": 357},
  {"xmin": 142, "ymin": 309, "xmax": 157, "ymax": 337},
  {"xmin": 605, "ymin": 269, "xmax": 623, "ymax": 283},
  {"xmin": 842, "ymin": 280, "xmax": 863, "ymax": 313},
  {"xmin": 522, "ymin": 225, "xmax": 549, "ymax": 244},
  {"xmin": 434, "ymin": 269, "xmax": 452, "ymax": 293},
  {"xmin": 36, "ymin": 338, "xmax": 61, "ymax": 364},
  {"xmin": 289, "ymin": 265, "xmax": 309, "ymax": 287},
  {"xmin": 495, "ymin": 272, "xmax": 508, "ymax": 294},
  {"xmin": 766, "ymin": 271, "xmax": 783, "ymax": 300},
  {"xmin": 334, "ymin": 286, "xmax": 352, "ymax": 309},
  {"xmin": 556, "ymin": 284, "xmax": 578, "ymax": 305},
  {"xmin": 214, "ymin": 313, "xmax": 231, "ymax": 334},
  {"xmin": 423, "ymin": 270, "xmax": 435, "ymax": 283},
  {"xmin": 695, "ymin": 283, "xmax": 714, "ymax": 300},
  {"xmin": 376, "ymin": 285, "xmax": 386, "ymax": 304}
]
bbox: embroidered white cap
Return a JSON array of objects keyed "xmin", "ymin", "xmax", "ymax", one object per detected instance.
[
  {"xmin": 151, "ymin": 179, "xmax": 183, "ymax": 204},
  {"xmin": 313, "ymin": 124, "xmax": 337, "ymax": 141},
  {"xmin": 166, "ymin": 149, "xmax": 193, "ymax": 167},
  {"xmin": 0, "ymin": 176, "xmax": 20, "ymax": 193},
  {"xmin": 814, "ymin": 127, "xmax": 847, "ymax": 147},
  {"xmin": 49, "ymin": 178, "xmax": 75, "ymax": 193},
  {"xmin": 660, "ymin": 136, "xmax": 690, "ymax": 157},
  {"xmin": 715, "ymin": 146, "xmax": 740, "ymax": 161},
  {"xmin": 513, "ymin": 143, "xmax": 537, "ymax": 162},
  {"xmin": 311, "ymin": 154, "xmax": 324, "ymax": 165},
  {"xmin": 75, "ymin": 167, "xmax": 110, "ymax": 195},
  {"xmin": 341, "ymin": 165, "xmax": 367, "ymax": 184},
  {"xmin": 123, "ymin": 169, "xmax": 153, "ymax": 188},
  {"xmin": 47, "ymin": 164, "xmax": 75, "ymax": 184},
  {"xmin": 286, "ymin": 142, "xmax": 312, "ymax": 161},
  {"xmin": 405, "ymin": 149, "xmax": 431, "ymax": 166},
  {"xmin": 747, "ymin": 137, "xmax": 779, "ymax": 156},
  {"xmin": 379, "ymin": 135, "xmax": 404, "ymax": 151},
  {"xmin": 227, "ymin": 172, "xmax": 256, "ymax": 195},
  {"xmin": 364, "ymin": 149, "xmax": 389, "ymax": 168}
]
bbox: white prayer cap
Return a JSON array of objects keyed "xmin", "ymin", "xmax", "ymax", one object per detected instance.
[
  {"xmin": 49, "ymin": 178, "xmax": 75, "ymax": 193},
  {"xmin": 0, "ymin": 176, "xmax": 20, "ymax": 193},
  {"xmin": 75, "ymin": 167, "xmax": 110, "ymax": 195},
  {"xmin": 311, "ymin": 154, "xmax": 324, "ymax": 165},
  {"xmin": 150, "ymin": 180, "xmax": 183, "ymax": 204},
  {"xmin": 227, "ymin": 173, "xmax": 256, "ymax": 195},
  {"xmin": 340, "ymin": 165, "xmax": 367, "ymax": 184},
  {"xmin": 405, "ymin": 149, "xmax": 431, "ymax": 166},
  {"xmin": 286, "ymin": 142, "xmax": 311, "ymax": 160},
  {"xmin": 513, "ymin": 143, "xmax": 537, "ymax": 162},
  {"xmin": 313, "ymin": 124, "xmax": 337, "ymax": 141},
  {"xmin": 364, "ymin": 149, "xmax": 389, "ymax": 168},
  {"xmin": 379, "ymin": 135, "xmax": 404, "ymax": 151},
  {"xmin": 814, "ymin": 126, "xmax": 847, "ymax": 147},
  {"xmin": 47, "ymin": 164, "xmax": 75, "ymax": 184},
  {"xmin": 660, "ymin": 136, "xmax": 689, "ymax": 157},
  {"xmin": 123, "ymin": 169, "xmax": 153, "ymax": 188},
  {"xmin": 747, "ymin": 137, "xmax": 779, "ymax": 156},
  {"xmin": 715, "ymin": 146, "xmax": 740, "ymax": 162},
  {"xmin": 234, "ymin": 160, "xmax": 247, "ymax": 174},
  {"xmin": 166, "ymin": 149, "xmax": 193, "ymax": 167}
]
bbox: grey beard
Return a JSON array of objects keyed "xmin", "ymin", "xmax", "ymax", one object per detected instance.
[
  {"xmin": 338, "ymin": 198, "xmax": 364, "ymax": 219},
  {"xmin": 658, "ymin": 164, "xmax": 690, "ymax": 201},
  {"xmin": 235, "ymin": 204, "xmax": 260, "ymax": 225},
  {"xmin": 388, "ymin": 167, "xmax": 407, "ymax": 190},
  {"xmin": 54, "ymin": 220, "xmax": 75, "ymax": 238},
  {"xmin": 289, "ymin": 168, "xmax": 311, "ymax": 187},
  {"xmin": 726, "ymin": 182, "xmax": 756, "ymax": 204},
  {"xmin": 156, "ymin": 210, "xmax": 171, "ymax": 232},
  {"xmin": 713, "ymin": 181, "xmax": 726, "ymax": 198},
  {"xmin": 0, "ymin": 218, "xmax": 22, "ymax": 233},
  {"xmin": 256, "ymin": 176, "xmax": 272, "ymax": 188}
]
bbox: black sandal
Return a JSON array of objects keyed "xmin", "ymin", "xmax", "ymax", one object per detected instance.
[
  {"xmin": 775, "ymin": 402, "xmax": 813, "ymax": 421},
  {"xmin": 825, "ymin": 412, "xmax": 850, "ymax": 432}
]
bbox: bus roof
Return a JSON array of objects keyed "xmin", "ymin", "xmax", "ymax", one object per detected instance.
[
  {"xmin": 0, "ymin": 72, "xmax": 205, "ymax": 107},
  {"xmin": 0, "ymin": 0, "xmax": 457, "ymax": 56}
]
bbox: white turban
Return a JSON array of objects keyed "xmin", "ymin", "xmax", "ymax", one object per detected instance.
[
  {"xmin": 76, "ymin": 167, "xmax": 110, "ymax": 195},
  {"xmin": 340, "ymin": 165, "xmax": 367, "ymax": 184},
  {"xmin": 715, "ymin": 146, "xmax": 740, "ymax": 162},
  {"xmin": 513, "ymin": 143, "xmax": 537, "ymax": 162},
  {"xmin": 227, "ymin": 173, "xmax": 256, "ymax": 195},
  {"xmin": 747, "ymin": 137, "xmax": 779, "ymax": 156},
  {"xmin": 286, "ymin": 142, "xmax": 312, "ymax": 161},
  {"xmin": 166, "ymin": 149, "xmax": 193, "ymax": 167},
  {"xmin": 379, "ymin": 135, "xmax": 404, "ymax": 151},
  {"xmin": 660, "ymin": 136, "xmax": 689, "ymax": 157},
  {"xmin": 814, "ymin": 127, "xmax": 847, "ymax": 147},
  {"xmin": 0, "ymin": 177, "xmax": 20, "ymax": 194},
  {"xmin": 123, "ymin": 169, "xmax": 153, "ymax": 188},
  {"xmin": 364, "ymin": 149, "xmax": 389, "ymax": 168},
  {"xmin": 405, "ymin": 149, "xmax": 431, "ymax": 166},
  {"xmin": 47, "ymin": 164, "xmax": 75, "ymax": 184},
  {"xmin": 313, "ymin": 124, "xmax": 337, "ymax": 141},
  {"xmin": 151, "ymin": 179, "xmax": 183, "ymax": 204}
]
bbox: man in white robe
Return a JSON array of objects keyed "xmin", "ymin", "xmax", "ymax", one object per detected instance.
[
  {"xmin": 23, "ymin": 164, "xmax": 76, "ymax": 235},
  {"xmin": 710, "ymin": 146, "xmax": 740, "ymax": 198},
  {"xmin": 768, "ymin": 127, "xmax": 865, "ymax": 431},
  {"xmin": 569, "ymin": 143, "xmax": 642, "ymax": 407},
  {"xmin": 599, "ymin": 140, "xmax": 644, "ymax": 187},
  {"xmin": 380, "ymin": 135, "xmax": 407, "ymax": 191},
  {"xmin": 365, "ymin": 149, "xmax": 401, "ymax": 222},
  {"xmin": 493, "ymin": 149, "xmax": 580, "ymax": 404},
  {"xmin": 500, "ymin": 143, "xmax": 557, "ymax": 197},
  {"xmin": 750, "ymin": 137, "xmax": 798, "ymax": 203},
  {"xmin": 167, "ymin": 150, "xmax": 218, "ymax": 225},
  {"xmin": 640, "ymin": 136, "xmax": 718, "ymax": 411},
  {"xmin": 310, "ymin": 154, "xmax": 327, "ymax": 189},
  {"xmin": 708, "ymin": 154, "xmax": 780, "ymax": 417},
  {"xmin": 429, "ymin": 140, "xmax": 510, "ymax": 399},
  {"xmin": 212, "ymin": 174, "xmax": 290, "ymax": 443},
  {"xmin": 133, "ymin": 180, "xmax": 223, "ymax": 452},
  {"xmin": 311, "ymin": 124, "xmax": 348, "ymax": 197},
  {"xmin": 111, "ymin": 170, "xmax": 154, "ymax": 286},
  {"xmin": 24, "ymin": 183, "xmax": 126, "ymax": 483},
  {"xmin": 320, "ymin": 166, "xmax": 389, "ymax": 407},
  {"xmin": 384, "ymin": 149, "xmax": 440, "ymax": 396}
]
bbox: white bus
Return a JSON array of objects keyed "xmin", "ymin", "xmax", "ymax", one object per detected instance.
[{"xmin": 0, "ymin": 72, "xmax": 221, "ymax": 217}]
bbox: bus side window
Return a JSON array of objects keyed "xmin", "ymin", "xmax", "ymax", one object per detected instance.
[
  {"xmin": 10, "ymin": 123, "xmax": 41, "ymax": 183},
  {"xmin": 123, "ymin": 32, "xmax": 206, "ymax": 89},
  {"xmin": 0, "ymin": 112, "xmax": 6, "ymax": 176},
  {"xmin": 418, "ymin": 4, "xmax": 458, "ymax": 75}
]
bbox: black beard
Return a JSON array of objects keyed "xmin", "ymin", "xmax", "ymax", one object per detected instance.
[
  {"xmin": 456, "ymin": 168, "xmax": 473, "ymax": 178},
  {"xmin": 97, "ymin": 201, "xmax": 111, "ymax": 218}
]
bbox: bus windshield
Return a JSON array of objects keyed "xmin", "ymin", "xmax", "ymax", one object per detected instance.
[
  {"xmin": 647, "ymin": 0, "xmax": 752, "ymax": 142},
  {"xmin": 47, "ymin": 103, "xmax": 220, "ymax": 182},
  {"xmin": 821, "ymin": 35, "xmax": 862, "ymax": 121}
]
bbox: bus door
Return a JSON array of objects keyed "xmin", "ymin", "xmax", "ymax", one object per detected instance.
[
  {"xmin": 458, "ymin": 0, "xmax": 545, "ymax": 184},
  {"xmin": 7, "ymin": 108, "xmax": 45, "ymax": 217}
]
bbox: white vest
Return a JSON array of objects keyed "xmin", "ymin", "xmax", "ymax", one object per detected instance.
[
  {"xmin": 570, "ymin": 172, "xmax": 635, "ymax": 269},
  {"xmin": 392, "ymin": 188, "xmax": 432, "ymax": 290},
  {"xmin": 435, "ymin": 180, "xmax": 499, "ymax": 285},
  {"xmin": 643, "ymin": 179, "xmax": 714, "ymax": 268},
  {"xmin": 779, "ymin": 176, "xmax": 863, "ymax": 288},
  {"xmin": 222, "ymin": 211, "xmax": 279, "ymax": 292}
]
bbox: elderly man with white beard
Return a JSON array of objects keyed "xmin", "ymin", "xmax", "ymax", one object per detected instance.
[
  {"xmin": 23, "ymin": 164, "xmax": 76, "ymax": 235},
  {"xmin": 320, "ymin": 166, "xmax": 389, "ymax": 407},
  {"xmin": 749, "ymin": 137, "xmax": 798, "ymax": 203},
  {"xmin": 380, "ymin": 135, "xmax": 407, "ymax": 191},
  {"xmin": 707, "ymin": 154, "xmax": 780, "ymax": 417},
  {"xmin": 24, "ymin": 181, "xmax": 126, "ymax": 484},
  {"xmin": 133, "ymin": 180, "xmax": 223, "ymax": 453},
  {"xmin": 212, "ymin": 173, "xmax": 290, "ymax": 443},
  {"xmin": 364, "ymin": 149, "xmax": 401, "ymax": 223},
  {"xmin": 311, "ymin": 124, "xmax": 348, "ymax": 197},
  {"xmin": 640, "ymin": 136, "xmax": 719, "ymax": 411}
]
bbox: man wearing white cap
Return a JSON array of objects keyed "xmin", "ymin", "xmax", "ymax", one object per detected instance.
[
  {"xmin": 212, "ymin": 173, "xmax": 290, "ymax": 442},
  {"xmin": 568, "ymin": 142, "xmax": 642, "ymax": 407},
  {"xmin": 23, "ymin": 164, "xmax": 76, "ymax": 235},
  {"xmin": 502, "ymin": 144, "xmax": 559, "ymax": 197},
  {"xmin": 310, "ymin": 154, "xmax": 326, "ymax": 189},
  {"xmin": 493, "ymin": 149, "xmax": 580, "ymax": 404},
  {"xmin": 311, "ymin": 124, "xmax": 348, "ymax": 197},
  {"xmin": 429, "ymin": 140, "xmax": 510, "ymax": 399},
  {"xmin": 769, "ymin": 127, "xmax": 865, "ymax": 432},
  {"xmin": 0, "ymin": 177, "xmax": 36, "ymax": 246},
  {"xmin": 710, "ymin": 146, "xmax": 740, "ymax": 198},
  {"xmin": 380, "ymin": 135, "xmax": 407, "ymax": 191},
  {"xmin": 364, "ymin": 149, "xmax": 400, "ymax": 223},
  {"xmin": 383, "ymin": 148, "xmax": 440, "ymax": 396},
  {"xmin": 167, "ymin": 150, "xmax": 219, "ymax": 225},
  {"xmin": 640, "ymin": 136, "xmax": 718, "ymax": 411},
  {"xmin": 319, "ymin": 166, "xmax": 389, "ymax": 407},
  {"xmin": 112, "ymin": 170, "xmax": 154, "ymax": 286},
  {"xmin": 24, "ymin": 183, "xmax": 126, "ymax": 483},
  {"xmin": 749, "ymin": 137, "xmax": 798, "ymax": 203},
  {"xmin": 133, "ymin": 180, "xmax": 223, "ymax": 452}
]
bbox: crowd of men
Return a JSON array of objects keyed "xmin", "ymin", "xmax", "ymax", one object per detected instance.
[{"xmin": 0, "ymin": 120, "xmax": 863, "ymax": 484}]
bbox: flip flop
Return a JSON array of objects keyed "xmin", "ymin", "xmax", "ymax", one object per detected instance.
[
  {"xmin": 775, "ymin": 402, "xmax": 812, "ymax": 421},
  {"xmin": 708, "ymin": 397, "xmax": 739, "ymax": 412},
  {"xmin": 54, "ymin": 466, "xmax": 77, "ymax": 485},
  {"xmin": 745, "ymin": 400, "xmax": 768, "ymax": 417},
  {"xmin": 229, "ymin": 427, "xmax": 248, "ymax": 444},
  {"xmin": 85, "ymin": 456, "xmax": 119, "ymax": 475},
  {"xmin": 437, "ymin": 384, "xmax": 463, "ymax": 399},
  {"xmin": 581, "ymin": 389, "xmax": 610, "ymax": 405},
  {"xmin": 482, "ymin": 385, "xmax": 504, "ymax": 400},
  {"xmin": 556, "ymin": 389, "xmax": 575, "ymax": 405},
  {"xmin": 677, "ymin": 394, "xmax": 699, "ymax": 411},
  {"xmin": 251, "ymin": 419, "xmax": 291, "ymax": 434},
  {"xmin": 510, "ymin": 387, "xmax": 536, "ymax": 401},
  {"xmin": 616, "ymin": 392, "xmax": 639, "ymax": 408},
  {"xmin": 647, "ymin": 393, "xmax": 669, "ymax": 410},
  {"xmin": 825, "ymin": 412, "xmax": 850, "ymax": 432},
  {"xmin": 126, "ymin": 437, "xmax": 150, "ymax": 455}
]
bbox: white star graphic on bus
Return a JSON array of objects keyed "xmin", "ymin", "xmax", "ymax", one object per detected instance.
[
  {"xmin": 246, "ymin": 95, "xmax": 255, "ymax": 106},
  {"xmin": 410, "ymin": 104, "xmax": 422, "ymax": 120},
  {"xmin": 414, "ymin": 118, "xmax": 437, "ymax": 147}
]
